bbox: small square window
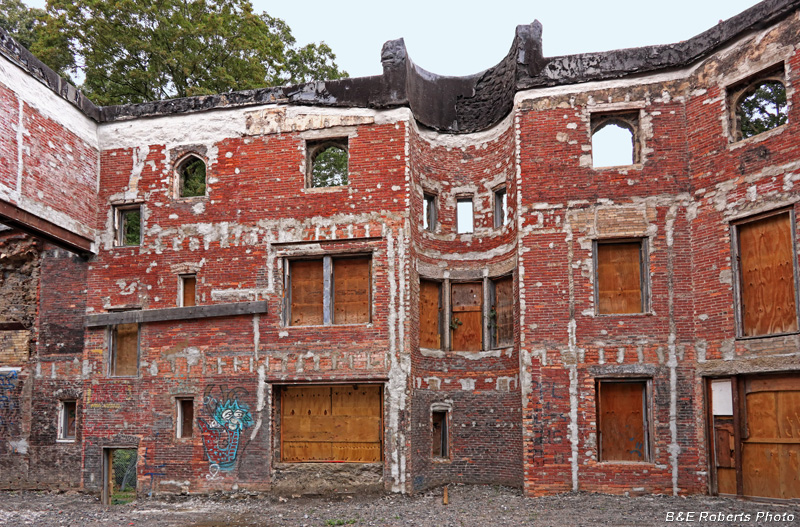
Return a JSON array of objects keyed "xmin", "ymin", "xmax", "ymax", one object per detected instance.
[
  {"xmin": 307, "ymin": 138, "xmax": 349, "ymax": 187},
  {"xmin": 58, "ymin": 400, "xmax": 77, "ymax": 441},
  {"xmin": 180, "ymin": 274, "xmax": 196, "ymax": 307},
  {"xmin": 456, "ymin": 197, "xmax": 474, "ymax": 234},
  {"xmin": 423, "ymin": 193, "xmax": 438, "ymax": 232},
  {"xmin": 595, "ymin": 239, "xmax": 648, "ymax": 314},
  {"xmin": 115, "ymin": 207, "xmax": 141, "ymax": 247},
  {"xmin": 733, "ymin": 210, "xmax": 799, "ymax": 337},
  {"xmin": 591, "ymin": 112, "xmax": 639, "ymax": 168},
  {"xmin": 110, "ymin": 323, "xmax": 139, "ymax": 377},
  {"xmin": 432, "ymin": 410, "xmax": 449, "ymax": 459},
  {"xmin": 597, "ymin": 380, "xmax": 650, "ymax": 462},
  {"xmin": 494, "ymin": 187, "xmax": 508, "ymax": 228},
  {"xmin": 176, "ymin": 398, "xmax": 194, "ymax": 439}
]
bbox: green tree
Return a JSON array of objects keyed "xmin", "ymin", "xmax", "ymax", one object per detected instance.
[
  {"xmin": 311, "ymin": 146, "xmax": 348, "ymax": 187},
  {"xmin": 738, "ymin": 81, "xmax": 788, "ymax": 139},
  {"xmin": 31, "ymin": 0, "xmax": 346, "ymax": 105},
  {"xmin": 0, "ymin": 0, "xmax": 73, "ymax": 78}
]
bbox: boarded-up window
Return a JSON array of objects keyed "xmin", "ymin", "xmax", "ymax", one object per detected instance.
[
  {"xmin": 333, "ymin": 258, "xmax": 370, "ymax": 324},
  {"xmin": 491, "ymin": 276, "xmax": 513, "ymax": 348},
  {"xmin": 281, "ymin": 385, "xmax": 382, "ymax": 463},
  {"xmin": 180, "ymin": 275, "xmax": 196, "ymax": 307},
  {"xmin": 597, "ymin": 380, "xmax": 649, "ymax": 462},
  {"xmin": 177, "ymin": 398, "xmax": 193, "ymax": 439},
  {"xmin": 736, "ymin": 211, "xmax": 798, "ymax": 337},
  {"xmin": 432, "ymin": 410, "xmax": 448, "ymax": 458},
  {"xmin": 111, "ymin": 323, "xmax": 138, "ymax": 377},
  {"xmin": 419, "ymin": 280, "xmax": 442, "ymax": 349},
  {"xmin": 58, "ymin": 400, "xmax": 76, "ymax": 440},
  {"xmin": 596, "ymin": 241, "xmax": 645, "ymax": 314},
  {"xmin": 289, "ymin": 260, "xmax": 324, "ymax": 326},
  {"xmin": 451, "ymin": 282, "xmax": 482, "ymax": 351}
]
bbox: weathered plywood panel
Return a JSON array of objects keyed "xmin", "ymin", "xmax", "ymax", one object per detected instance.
[
  {"xmin": 738, "ymin": 213, "xmax": 798, "ymax": 337},
  {"xmin": 283, "ymin": 441, "xmax": 332, "ymax": 462},
  {"xmin": 332, "ymin": 385, "xmax": 381, "ymax": 417},
  {"xmin": 419, "ymin": 280, "xmax": 441, "ymax": 349},
  {"xmin": 746, "ymin": 391, "xmax": 779, "ymax": 439},
  {"xmin": 451, "ymin": 282, "xmax": 482, "ymax": 352},
  {"xmin": 742, "ymin": 443, "xmax": 782, "ymax": 498},
  {"xmin": 597, "ymin": 242, "xmax": 642, "ymax": 314},
  {"xmin": 494, "ymin": 276, "xmax": 513, "ymax": 347},
  {"xmin": 290, "ymin": 260, "xmax": 324, "ymax": 326},
  {"xmin": 114, "ymin": 323, "xmax": 138, "ymax": 376},
  {"xmin": 182, "ymin": 276, "xmax": 196, "ymax": 307},
  {"xmin": 331, "ymin": 442, "xmax": 381, "ymax": 462},
  {"xmin": 717, "ymin": 468, "xmax": 737, "ymax": 495},
  {"xmin": 333, "ymin": 258, "xmax": 370, "ymax": 324},
  {"xmin": 599, "ymin": 381, "xmax": 646, "ymax": 461},
  {"xmin": 714, "ymin": 419, "xmax": 735, "ymax": 468}
]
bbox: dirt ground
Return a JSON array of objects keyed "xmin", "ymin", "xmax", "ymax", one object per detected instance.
[{"xmin": 0, "ymin": 485, "xmax": 798, "ymax": 527}]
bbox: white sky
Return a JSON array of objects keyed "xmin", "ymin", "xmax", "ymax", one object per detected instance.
[{"xmin": 25, "ymin": 0, "xmax": 763, "ymax": 78}]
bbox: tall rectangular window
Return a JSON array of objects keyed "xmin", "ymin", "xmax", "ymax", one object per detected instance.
[
  {"xmin": 595, "ymin": 240, "xmax": 647, "ymax": 314},
  {"xmin": 419, "ymin": 280, "xmax": 442, "ymax": 349},
  {"xmin": 456, "ymin": 198, "xmax": 474, "ymax": 234},
  {"xmin": 110, "ymin": 323, "xmax": 139, "ymax": 377},
  {"xmin": 58, "ymin": 400, "xmax": 77, "ymax": 441},
  {"xmin": 432, "ymin": 410, "xmax": 449, "ymax": 459},
  {"xmin": 176, "ymin": 398, "xmax": 194, "ymax": 439},
  {"xmin": 115, "ymin": 206, "xmax": 141, "ymax": 247},
  {"xmin": 734, "ymin": 210, "xmax": 799, "ymax": 337},
  {"xmin": 490, "ymin": 276, "xmax": 514, "ymax": 348},
  {"xmin": 597, "ymin": 380, "xmax": 650, "ymax": 462},
  {"xmin": 180, "ymin": 274, "xmax": 196, "ymax": 307},
  {"xmin": 423, "ymin": 193, "xmax": 437, "ymax": 232},
  {"xmin": 451, "ymin": 282, "xmax": 482, "ymax": 351},
  {"xmin": 287, "ymin": 256, "xmax": 371, "ymax": 326},
  {"xmin": 494, "ymin": 187, "xmax": 508, "ymax": 228}
]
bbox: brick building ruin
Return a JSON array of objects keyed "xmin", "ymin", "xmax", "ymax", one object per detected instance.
[{"xmin": 1, "ymin": 0, "xmax": 799, "ymax": 503}]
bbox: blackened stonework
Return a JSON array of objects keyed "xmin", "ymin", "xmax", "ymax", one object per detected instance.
[{"xmin": 38, "ymin": 247, "xmax": 88, "ymax": 355}]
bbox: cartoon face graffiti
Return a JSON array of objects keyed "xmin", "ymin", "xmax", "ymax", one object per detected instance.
[
  {"xmin": 198, "ymin": 386, "xmax": 253, "ymax": 474},
  {"xmin": 214, "ymin": 399, "xmax": 252, "ymax": 432}
]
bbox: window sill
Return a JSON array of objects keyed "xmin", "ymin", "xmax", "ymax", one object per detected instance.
[
  {"xmin": 174, "ymin": 195, "xmax": 208, "ymax": 202},
  {"xmin": 728, "ymin": 124, "xmax": 787, "ymax": 149},
  {"xmin": 284, "ymin": 323, "xmax": 373, "ymax": 329},
  {"xmin": 594, "ymin": 312, "xmax": 652, "ymax": 317},
  {"xmin": 592, "ymin": 163, "xmax": 643, "ymax": 171},
  {"xmin": 596, "ymin": 460, "xmax": 653, "ymax": 465},
  {"xmin": 303, "ymin": 185, "xmax": 348, "ymax": 193},
  {"xmin": 111, "ymin": 244, "xmax": 141, "ymax": 249},
  {"xmin": 432, "ymin": 457, "xmax": 451, "ymax": 464},
  {"xmin": 56, "ymin": 438, "xmax": 76, "ymax": 443},
  {"xmin": 735, "ymin": 330, "xmax": 800, "ymax": 341}
]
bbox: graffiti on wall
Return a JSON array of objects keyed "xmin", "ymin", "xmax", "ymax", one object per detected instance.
[
  {"xmin": 198, "ymin": 385, "xmax": 252, "ymax": 479},
  {"xmin": 0, "ymin": 369, "xmax": 21, "ymax": 454}
]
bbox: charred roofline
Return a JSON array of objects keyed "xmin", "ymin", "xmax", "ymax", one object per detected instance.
[{"xmin": 1, "ymin": 0, "xmax": 798, "ymax": 133}]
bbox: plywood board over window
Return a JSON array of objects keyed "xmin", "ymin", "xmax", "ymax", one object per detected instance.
[
  {"xmin": 281, "ymin": 385, "xmax": 382, "ymax": 463},
  {"xmin": 597, "ymin": 380, "xmax": 649, "ymax": 462},
  {"xmin": 492, "ymin": 276, "xmax": 513, "ymax": 348},
  {"xmin": 451, "ymin": 282, "xmax": 482, "ymax": 351},
  {"xmin": 419, "ymin": 280, "xmax": 442, "ymax": 349},
  {"xmin": 333, "ymin": 257, "xmax": 370, "ymax": 324},
  {"xmin": 289, "ymin": 260, "xmax": 324, "ymax": 326},
  {"xmin": 596, "ymin": 241, "xmax": 644, "ymax": 314},
  {"xmin": 111, "ymin": 323, "xmax": 138, "ymax": 377},
  {"xmin": 736, "ymin": 211, "xmax": 799, "ymax": 337}
]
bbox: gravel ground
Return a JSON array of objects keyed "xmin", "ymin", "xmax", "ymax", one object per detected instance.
[{"xmin": 0, "ymin": 485, "xmax": 798, "ymax": 527}]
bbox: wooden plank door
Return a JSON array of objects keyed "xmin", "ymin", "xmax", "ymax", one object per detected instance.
[
  {"xmin": 451, "ymin": 282, "xmax": 482, "ymax": 351},
  {"xmin": 419, "ymin": 280, "xmax": 441, "ymax": 349}
]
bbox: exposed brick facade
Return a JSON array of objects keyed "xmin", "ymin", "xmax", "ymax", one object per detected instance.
[{"xmin": 1, "ymin": 0, "xmax": 800, "ymax": 501}]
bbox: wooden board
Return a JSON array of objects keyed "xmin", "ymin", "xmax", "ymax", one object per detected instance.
[
  {"xmin": 718, "ymin": 468, "xmax": 738, "ymax": 495},
  {"xmin": 290, "ymin": 260, "xmax": 324, "ymax": 326},
  {"xmin": 493, "ymin": 276, "xmax": 513, "ymax": 347},
  {"xmin": 281, "ymin": 385, "xmax": 381, "ymax": 462},
  {"xmin": 598, "ymin": 381, "xmax": 646, "ymax": 461},
  {"xmin": 451, "ymin": 282, "xmax": 482, "ymax": 352},
  {"xmin": 114, "ymin": 323, "xmax": 138, "ymax": 376},
  {"xmin": 182, "ymin": 276, "xmax": 196, "ymax": 307},
  {"xmin": 597, "ymin": 242, "xmax": 643, "ymax": 314},
  {"xmin": 419, "ymin": 280, "xmax": 441, "ymax": 349},
  {"xmin": 738, "ymin": 212, "xmax": 798, "ymax": 337},
  {"xmin": 333, "ymin": 258, "xmax": 370, "ymax": 324},
  {"xmin": 714, "ymin": 418, "xmax": 735, "ymax": 468}
]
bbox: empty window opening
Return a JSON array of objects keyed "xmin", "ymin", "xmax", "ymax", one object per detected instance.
[
  {"xmin": 180, "ymin": 274, "xmax": 196, "ymax": 307},
  {"xmin": 490, "ymin": 275, "xmax": 514, "ymax": 348},
  {"xmin": 307, "ymin": 139, "xmax": 348, "ymax": 187},
  {"xmin": 729, "ymin": 66, "xmax": 787, "ymax": 141},
  {"xmin": 419, "ymin": 280, "xmax": 443, "ymax": 349},
  {"xmin": 451, "ymin": 282, "xmax": 482, "ymax": 351},
  {"xmin": 734, "ymin": 210, "xmax": 798, "ymax": 337},
  {"xmin": 595, "ymin": 240, "xmax": 647, "ymax": 314},
  {"xmin": 176, "ymin": 398, "xmax": 194, "ymax": 439},
  {"xmin": 423, "ymin": 193, "xmax": 438, "ymax": 232},
  {"xmin": 177, "ymin": 155, "xmax": 206, "ymax": 197},
  {"xmin": 287, "ymin": 256, "xmax": 371, "ymax": 326},
  {"xmin": 432, "ymin": 410, "xmax": 449, "ymax": 459},
  {"xmin": 103, "ymin": 448, "xmax": 138, "ymax": 505},
  {"xmin": 110, "ymin": 323, "xmax": 139, "ymax": 377},
  {"xmin": 494, "ymin": 187, "xmax": 508, "ymax": 228},
  {"xmin": 281, "ymin": 385, "xmax": 382, "ymax": 462},
  {"xmin": 115, "ymin": 207, "xmax": 141, "ymax": 247},
  {"xmin": 597, "ymin": 380, "xmax": 650, "ymax": 462},
  {"xmin": 58, "ymin": 400, "xmax": 77, "ymax": 441},
  {"xmin": 456, "ymin": 198, "xmax": 474, "ymax": 234},
  {"xmin": 591, "ymin": 113, "xmax": 639, "ymax": 167}
]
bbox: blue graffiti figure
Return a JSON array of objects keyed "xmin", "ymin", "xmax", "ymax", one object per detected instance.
[{"xmin": 198, "ymin": 398, "xmax": 253, "ymax": 471}]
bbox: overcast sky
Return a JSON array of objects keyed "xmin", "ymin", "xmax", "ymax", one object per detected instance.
[{"xmin": 25, "ymin": 0, "xmax": 763, "ymax": 78}]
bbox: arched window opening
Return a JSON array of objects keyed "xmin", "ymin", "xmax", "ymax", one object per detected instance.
[
  {"xmin": 591, "ymin": 117, "xmax": 637, "ymax": 168},
  {"xmin": 177, "ymin": 155, "xmax": 206, "ymax": 197},
  {"xmin": 307, "ymin": 139, "xmax": 349, "ymax": 187}
]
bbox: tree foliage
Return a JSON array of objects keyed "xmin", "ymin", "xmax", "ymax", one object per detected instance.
[
  {"xmin": 179, "ymin": 157, "xmax": 207, "ymax": 197},
  {"xmin": 0, "ymin": 0, "xmax": 73, "ymax": 78},
  {"xmin": 311, "ymin": 146, "xmax": 348, "ymax": 187},
  {"xmin": 4, "ymin": 0, "xmax": 346, "ymax": 106},
  {"xmin": 738, "ymin": 81, "xmax": 788, "ymax": 139}
]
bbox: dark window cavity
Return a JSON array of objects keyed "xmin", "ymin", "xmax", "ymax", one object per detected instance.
[
  {"xmin": 176, "ymin": 398, "xmax": 194, "ymax": 438},
  {"xmin": 58, "ymin": 400, "xmax": 77, "ymax": 440},
  {"xmin": 432, "ymin": 410, "xmax": 449, "ymax": 459},
  {"xmin": 423, "ymin": 193, "xmax": 437, "ymax": 232},
  {"xmin": 494, "ymin": 187, "xmax": 508, "ymax": 228}
]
